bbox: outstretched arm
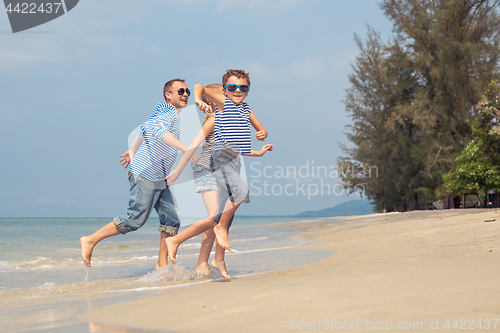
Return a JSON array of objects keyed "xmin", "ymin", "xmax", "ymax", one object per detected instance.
[
  {"xmin": 243, "ymin": 144, "xmax": 274, "ymax": 157},
  {"xmin": 166, "ymin": 117, "xmax": 215, "ymax": 185},
  {"xmin": 162, "ymin": 132, "xmax": 188, "ymax": 151},
  {"xmin": 249, "ymin": 110, "xmax": 268, "ymax": 141},
  {"xmin": 119, "ymin": 135, "xmax": 143, "ymax": 168},
  {"xmin": 194, "ymin": 84, "xmax": 225, "ymax": 114}
]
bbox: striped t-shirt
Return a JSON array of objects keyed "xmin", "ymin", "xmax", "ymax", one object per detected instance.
[
  {"xmin": 196, "ymin": 113, "xmax": 215, "ymax": 170},
  {"xmin": 214, "ymin": 97, "xmax": 251, "ymax": 154},
  {"xmin": 128, "ymin": 103, "xmax": 180, "ymax": 181}
]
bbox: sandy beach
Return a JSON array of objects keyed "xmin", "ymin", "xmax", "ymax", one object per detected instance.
[{"xmin": 80, "ymin": 209, "xmax": 500, "ymax": 332}]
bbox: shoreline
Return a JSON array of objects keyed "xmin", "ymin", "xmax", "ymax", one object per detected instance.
[{"xmin": 79, "ymin": 208, "xmax": 500, "ymax": 332}]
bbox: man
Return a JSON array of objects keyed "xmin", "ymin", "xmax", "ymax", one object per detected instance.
[{"xmin": 80, "ymin": 79, "xmax": 195, "ymax": 269}]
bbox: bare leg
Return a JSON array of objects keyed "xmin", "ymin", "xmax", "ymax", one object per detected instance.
[
  {"xmin": 80, "ymin": 221, "xmax": 121, "ymax": 267},
  {"xmin": 195, "ymin": 230, "xmax": 214, "ymax": 276},
  {"xmin": 195, "ymin": 190, "xmax": 219, "ymax": 276},
  {"xmin": 211, "ymin": 233, "xmax": 230, "ymax": 280},
  {"xmin": 197, "ymin": 191, "xmax": 231, "ymax": 279},
  {"xmin": 213, "ymin": 200, "xmax": 240, "ymax": 251},
  {"xmin": 156, "ymin": 232, "xmax": 174, "ymax": 270},
  {"xmin": 165, "ymin": 217, "xmax": 216, "ymax": 264}
]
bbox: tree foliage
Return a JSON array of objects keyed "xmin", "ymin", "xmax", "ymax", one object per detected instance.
[
  {"xmin": 338, "ymin": 0, "xmax": 500, "ymax": 212},
  {"xmin": 443, "ymin": 80, "xmax": 500, "ymax": 198}
]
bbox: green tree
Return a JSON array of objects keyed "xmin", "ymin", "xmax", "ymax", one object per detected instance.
[
  {"xmin": 443, "ymin": 81, "xmax": 500, "ymax": 202},
  {"xmin": 442, "ymin": 139, "xmax": 500, "ymax": 198},
  {"xmin": 338, "ymin": 0, "xmax": 500, "ymax": 212}
]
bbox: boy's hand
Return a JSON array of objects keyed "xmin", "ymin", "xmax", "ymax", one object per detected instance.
[
  {"xmin": 258, "ymin": 144, "xmax": 274, "ymax": 156},
  {"xmin": 255, "ymin": 130, "xmax": 268, "ymax": 141},
  {"xmin": 119, "ymin": 151, "xmax": 133, "ymax": 168},
  {"xmin": 190, "ymin": 153, "xmax": 200, "ymax": 166},
  {"xmin": 195, "ymin": 99, "xmax": 210, "ymax": 113},
  {"xmin": 166, "ymin": 169, "xmax": 181, "ymax": 185}
]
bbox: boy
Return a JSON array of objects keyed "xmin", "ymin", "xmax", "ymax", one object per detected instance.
[
  {"xmin": 165, "ymin": 69, "xmax": 273, "ymax": 267},
  {"xmin": 80, "ymin": 79, "xmax": 194, "ymax": 269}
]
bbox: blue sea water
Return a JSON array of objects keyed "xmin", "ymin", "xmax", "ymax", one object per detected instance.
[{"xmin": 0, "ymin": 216, "xmax": 333, "ymax": 333}]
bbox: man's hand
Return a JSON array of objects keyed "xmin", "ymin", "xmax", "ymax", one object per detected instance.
[{"xmin": 119, "ymin": 151, "xmax": 133, "ymax": 168}]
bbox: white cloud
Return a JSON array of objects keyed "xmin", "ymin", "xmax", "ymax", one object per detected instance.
[
  {"xmin": 0, "ymin": 105, "xmax": 31, "ymax": 121},
  {"xmin": 216, "ymin": 0, "xmax": 305, "ymax": 11},
  {"xmin": 0, "ymin": 43, "xmax": 64, "ymax": 72},
  {"xmin": 283, "ymin": 51, "xmax": 357, "ymax": 80},
  {"xmin": 37, "ymin": 198, "xmax": 84, "ymax": 206}
]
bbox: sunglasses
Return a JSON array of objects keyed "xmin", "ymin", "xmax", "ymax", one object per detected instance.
[
  {"xmin": 224, "ymin": 84, "xmax": 250, "ymax": 93},
  {"xmin": 169, "ymin": 88, "xmax": 191, "ymax": 96}
]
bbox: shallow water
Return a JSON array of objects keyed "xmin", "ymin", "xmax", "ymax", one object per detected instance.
[{"xmin": 0, "ymin": 217, "xmax": 333, "ymax": 332}]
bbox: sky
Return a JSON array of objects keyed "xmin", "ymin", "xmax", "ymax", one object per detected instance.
[{"xmin": 0, "ymin": 0, "xmax": 394, "ymax": 218}]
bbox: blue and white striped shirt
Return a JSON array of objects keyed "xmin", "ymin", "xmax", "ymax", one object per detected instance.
[
  {"xmin": 128, "ymin": 103, "xmax": 180, "ymax": 181},
  {"xmin": 214, "ymin": 97, "xmax": 251, "ymax": 154}
]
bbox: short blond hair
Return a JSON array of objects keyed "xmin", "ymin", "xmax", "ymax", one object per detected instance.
[
  {"xmin": 202, "ymin": 83, "xmax": 222, "ymax": 105},
  {"xmin": 202, "ymin": 83, "xmax": 222, "ymax": 124}
]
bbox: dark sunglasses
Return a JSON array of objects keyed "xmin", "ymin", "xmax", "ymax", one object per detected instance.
[
  {"xmin": 169, "ymin": 88, "xmax": 191, "ymax": 96},
  {"xmin": 224, "ymin": 84, "xmax": 250, "ymax": 93}
]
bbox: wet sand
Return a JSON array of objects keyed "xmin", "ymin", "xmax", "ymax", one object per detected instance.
[{"xmin": 80, "ymin": 209, "xmax": 500, "ymax": 332}]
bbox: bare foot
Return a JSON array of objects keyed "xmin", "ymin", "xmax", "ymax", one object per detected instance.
[
  {"xmin": 156, "ymin": 263, "xmax": 167, "ymax": 271},
  {"xmin": 211, "ymin": 259, "xmax": 231, "ymax": 280},
  {"xmin": 213, "ymin": 224, "xmax": 231, "ymax": 251},
  {"xmin": 165, "ymin": 237, "xmax": 178, "ymax": 264},
  {"xmin": 80, "ymin": 236, "xmax": 94, "ymax": 267},
  {"xmin": 195, "ymin": 262, "xmax": 212, "ymax": 277}
]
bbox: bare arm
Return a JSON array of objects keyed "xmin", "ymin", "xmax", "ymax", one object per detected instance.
[
  {"xmin": 119, "ymin": 135, "xmax": 144, "ymax": 168},
  {"xmin": 249, "ymin": 110, "xmax": 268, "ymax": 141},
  {"xmin": 162, "ymin": 132, "xmax": 189, "ymax": 152},
  {"xmin": 194, "ymin": 84, "xmax": 225, "ymax": 114},
  {"xmin": 166, "ymin": 117, "xmax": 215, "ymax": 184},
  {"xmin": 130, "ymin": 135, "xmax": 143, "ymax": 156},
  {"xmin": 243, "ymin": 144, "xmax": 274, "ymax": 157}
]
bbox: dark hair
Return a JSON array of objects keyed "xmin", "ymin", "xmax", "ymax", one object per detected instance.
[
  {"xmin": 163, "ymin": 79, "xmax": 185, "ymax": 102},
  {"xmin": 222, "ymin": 69, "xmax": 250, "ymax": 87}
]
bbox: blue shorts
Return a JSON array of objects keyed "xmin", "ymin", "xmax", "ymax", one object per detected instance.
[
  {"xmin": 210, "ymin": 150, "xmax": 250, "ymax": 223},
  {"xmin": 113, "ymin": 173, "xmax": 181, "ymax": 235},
  {"xmin": 192, "ymin": 164, "xmax": 218, "ymax": 193}
]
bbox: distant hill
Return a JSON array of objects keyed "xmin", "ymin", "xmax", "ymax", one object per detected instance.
[{"xmin": 293, "ymin": 200, "xmax": 374, "ymax": 218}]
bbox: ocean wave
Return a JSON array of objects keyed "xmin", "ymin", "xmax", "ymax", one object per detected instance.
[
  {"xmin": 231, "ymin": 236, "xmax": 271, "ymax": 243},
  {"xmin": 0, "ymin": 257, "xmax": 79, "ymax": 270},
  {"xmin": 92, "ymin": 255, "xmax": 158, "ymax": 265},
  {"xmin": 0, "ymin": 254, "xmax": 160, "ymax": 271},
  {"xmin": 227, "ymin": 242, "xmax": 308, "ymax": 255}
]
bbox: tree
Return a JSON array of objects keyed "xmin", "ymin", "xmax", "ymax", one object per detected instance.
[
  {"xmin": 442, "ymin": 139, "xmax": 500, "ymax": 200},
  {"xmin": 338, "ymin": 0, "xmax": 500, "ymax": 212},
  {"xmin": 443, "ymin": 80, "xmax": 500, "ymax": 203}
]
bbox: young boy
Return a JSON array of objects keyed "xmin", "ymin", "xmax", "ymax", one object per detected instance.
[
  {"xmin": 165, "ymin": 69, "xmax": 273, "ymax": 268},
  {"xmin": 80, "ymin": 79, "xmax": 194, "ymax": 269}
]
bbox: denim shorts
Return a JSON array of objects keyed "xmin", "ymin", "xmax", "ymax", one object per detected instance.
[
  {"xmin": 210, "ymin": 150, "xmax": 250, "ymax": 223},
  {"xmin": 192, "ymin": 164, "xmax": 218, "ymax": 193},
  {"xmin": 113, "ymin": 173, "xmax": 181, "ymax": 235}
]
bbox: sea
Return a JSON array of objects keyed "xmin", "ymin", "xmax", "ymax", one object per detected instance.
[{"xmin": 0, "ymin": 216, "xmax": 333, "ymax": 333}]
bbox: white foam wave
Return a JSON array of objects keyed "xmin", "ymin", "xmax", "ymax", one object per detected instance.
[
  {"xmin": 0, "ymin": 254, "xmax": 161, "ymax": 271},
  {"xmin": 92, "ymin": 255, "xmax": 158, "ymax": 265},
  {"xmin": 232, "ymin": 236, "xmax": 271, "ymax": 243},
  {"xmin": 108, "ymin": 278, "xmax": 217, "ymax": 293},
  {"xmin": 227, "ymin": 242, "xmax": 308, "ymax": 255},
  {"xmin": 0, "ymin": 257, "xmax": 78, "ymax": 270}
]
